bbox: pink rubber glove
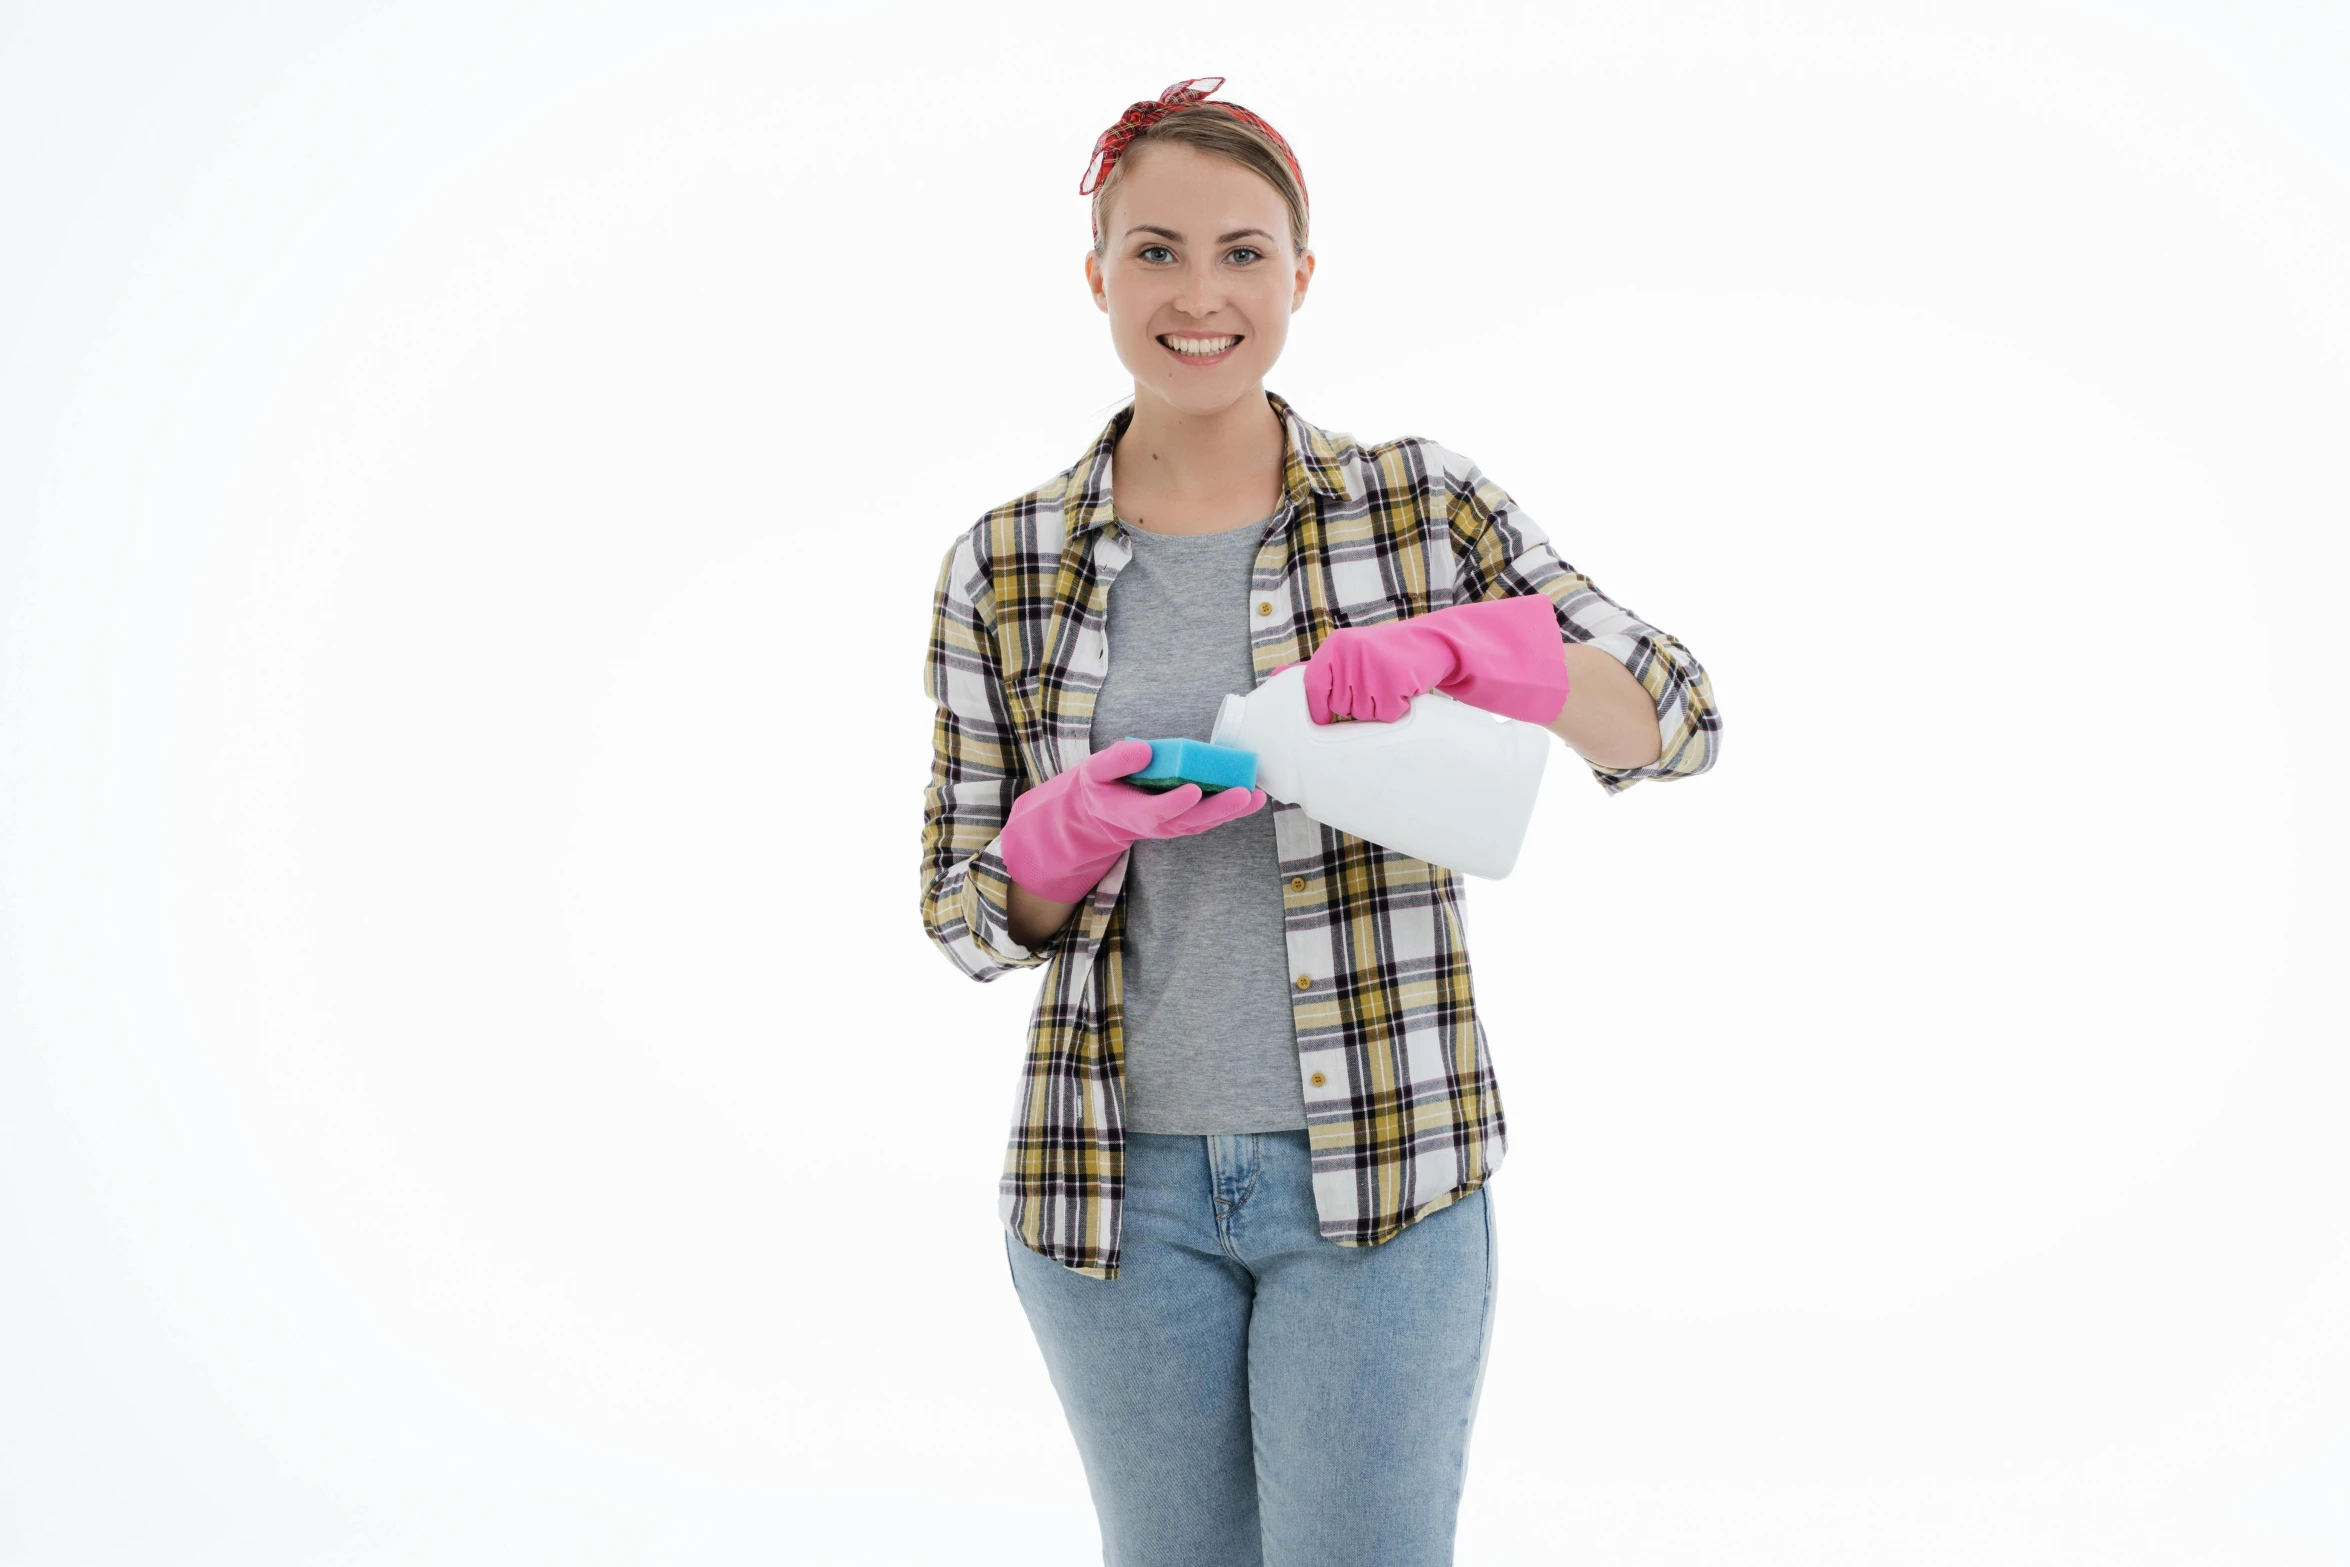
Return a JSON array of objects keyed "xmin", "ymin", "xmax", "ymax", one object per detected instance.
[
  {"xmin": 998, "ymin": 738, "xmax": 1270, "ymax": 903},
  {"xmin": 1275, "ymin": 594, "xmax": 1571, "ymax": 726}
]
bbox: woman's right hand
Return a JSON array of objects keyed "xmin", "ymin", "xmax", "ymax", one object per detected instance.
[{"xmin": 998, "ymin": 739, "xmax": 1268, "ymax": 904}]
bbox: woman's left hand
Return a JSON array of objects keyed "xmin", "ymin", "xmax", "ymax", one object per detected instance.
[{"xmin": 1272, "ymin": 594, "xmax": 1572, "ymax": 727}]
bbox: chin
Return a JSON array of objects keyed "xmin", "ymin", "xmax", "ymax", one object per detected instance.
[{"xmin": 1134, "ymin": 353, "xmax": 1268, "ymax": 398}]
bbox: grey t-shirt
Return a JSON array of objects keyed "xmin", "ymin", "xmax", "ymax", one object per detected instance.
[{"xmin": 1088, "ymin": 509, "xmax": 1308, "ymax": 1134}]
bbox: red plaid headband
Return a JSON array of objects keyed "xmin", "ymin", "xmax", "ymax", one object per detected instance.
[{"xmin": 1078, "ymin": 76, "xmax": 1308, "ymax": 240}]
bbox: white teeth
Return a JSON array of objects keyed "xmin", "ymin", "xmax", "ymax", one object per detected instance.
[{"xmin": 1163, "ymin": 335, "xmax": 1239, "ymax": 355}]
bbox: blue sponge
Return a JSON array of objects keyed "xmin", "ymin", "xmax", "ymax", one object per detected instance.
[{"xmin": 1119, "ymin": 736, "xmax": 1259, "ymax": 795}]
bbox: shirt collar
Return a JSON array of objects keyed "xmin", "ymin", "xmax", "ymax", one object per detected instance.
[{"xmin": 1062, "ymin": 387, "xmax": 1348, "ymax": 542}]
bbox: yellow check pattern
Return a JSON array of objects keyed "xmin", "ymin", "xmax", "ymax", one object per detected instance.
[{"xmin": 921, "ymin": 390, "xmax": 1721, "ymax": 1279}]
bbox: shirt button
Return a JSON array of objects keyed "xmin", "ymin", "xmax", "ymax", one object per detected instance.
[
  {"xmin": 1257, "ymin": 601, "xmax": 1273, "ymax": 615},
  {"xmin": 1295, "ymin": 975, "xmax": 1311, "ymax": 990},
  {"xmin": 1288, "ymin": 876, "xmax": 1306, "ymax": 892},
  {"xmin": 1310, "ymin": 1071, "xmax": 1326, "ymax": 1087}
]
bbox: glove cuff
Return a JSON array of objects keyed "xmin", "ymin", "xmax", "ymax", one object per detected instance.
[{"xmin": 1435, "ymin": 594, "xmax": 1572, "ymax": 725}]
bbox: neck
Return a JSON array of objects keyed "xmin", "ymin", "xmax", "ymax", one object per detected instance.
[{"xmin": 1115, "ymin": 383, "xmax": 1283, "ymax": 501}]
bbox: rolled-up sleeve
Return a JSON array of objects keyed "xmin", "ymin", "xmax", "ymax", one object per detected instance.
[
  {"xmin": 920, "ymin": 530, "xmax": 1066, "ymax": 980},
  {"xmin": 1433, "ymin": 443, "xmax": 1722, "ymax": 794}
]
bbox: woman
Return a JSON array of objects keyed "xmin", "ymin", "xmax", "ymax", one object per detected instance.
[{"xmin": 919, "ymin": 77, "xmax": 1721, "ymax": 1567}]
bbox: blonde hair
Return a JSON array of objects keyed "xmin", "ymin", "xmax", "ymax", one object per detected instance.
[{"xmin": 1088, "ymin": 109, "xmax": 1310, "ymax": 262}]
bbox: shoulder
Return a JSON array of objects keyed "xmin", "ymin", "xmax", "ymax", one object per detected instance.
[
  {"xmin": 1376, "ymin": 434, "xmax": 1490, "ymax": 499},
  {"xmin": 1393, "ymin": 436, "xmax": 1517, "ymax": 536},
  {"xmin": 934, "ymin": 461, "xmax": 1085, "ymax": 613},
  {"xmin": 1266, "ymin": 401, "xmax": 1456, "ymax": 509},
  {"xmin": 1323, "ymin": 427, "xmax": 1500, "ymax": 532}
]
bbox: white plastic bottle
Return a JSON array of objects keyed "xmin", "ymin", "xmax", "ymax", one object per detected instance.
[{"xmin": 1211, "ymin": 663, "xmax": 1551, "ymax": 879}]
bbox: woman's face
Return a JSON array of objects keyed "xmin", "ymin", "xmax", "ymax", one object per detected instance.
[{"xmin": 1085, "ymin": 141, "xmax": 1314, "ymax": 416}]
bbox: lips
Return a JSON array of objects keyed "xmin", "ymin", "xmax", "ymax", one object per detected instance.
[{"xmin": 1159, "ymin": 334, "xmax": 1243, "ymax": 364}]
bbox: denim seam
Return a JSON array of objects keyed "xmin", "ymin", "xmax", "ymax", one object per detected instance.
[{"xmin": 1456, "ymin": 1185, "xmax": 1498, "ymax": 1503}]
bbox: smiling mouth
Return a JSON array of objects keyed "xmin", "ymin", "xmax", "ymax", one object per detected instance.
[{"xmin": 1159, "ymin": 334, "xmax": 1244, "ymax": 359}]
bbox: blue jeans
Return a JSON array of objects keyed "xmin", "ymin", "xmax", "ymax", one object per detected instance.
[{"xmin": 1003, "ymin": 1128, "xmax": 1499, "ymax": 1567}]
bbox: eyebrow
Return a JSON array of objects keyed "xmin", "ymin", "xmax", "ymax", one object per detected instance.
[{"xmin": 1123, "ymin": 225, "xmax": 1276, "ymax": 244}]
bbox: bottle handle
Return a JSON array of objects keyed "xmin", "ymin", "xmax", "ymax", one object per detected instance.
[{"xmin": 1300, "ymin": 687, "xmax": 1504, "ymax": 743}]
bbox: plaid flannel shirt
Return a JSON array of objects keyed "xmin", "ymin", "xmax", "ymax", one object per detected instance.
[{"xmin": 921, "ymin": 390, "xmax": 1721, "ymax": 1280}]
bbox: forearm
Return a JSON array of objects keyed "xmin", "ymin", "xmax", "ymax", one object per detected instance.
[
  {"xmin": 1544, "ymin": 643, "xmax": 1663, "ymax": 770},
  {"xmin": 1007, "ymin": 877, "xmax": 1084, "ymax": 950}
]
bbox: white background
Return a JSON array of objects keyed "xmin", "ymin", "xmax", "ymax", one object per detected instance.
[{"xmin": 4, "ymin": 2, "xmax": 2345, "ymax": 1562}]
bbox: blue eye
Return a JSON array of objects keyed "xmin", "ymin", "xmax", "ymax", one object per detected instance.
[{"xmin": 1137, "ymin": 245, "xmax": 1266, "ymax": 265}]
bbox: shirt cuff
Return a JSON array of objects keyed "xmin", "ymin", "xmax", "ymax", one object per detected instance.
[
  {"xmin": 1579, "ymin": 631, "xmax": 1673, "ymax": 793},
  {"xmin": 968, "ymin": 831, "xmax": 1058, "ymax": 967}
]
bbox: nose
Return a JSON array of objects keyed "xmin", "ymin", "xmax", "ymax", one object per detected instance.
[{"xmin": 1171, "ymin": 254, "xmax": 1230, "ymax": 319}]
